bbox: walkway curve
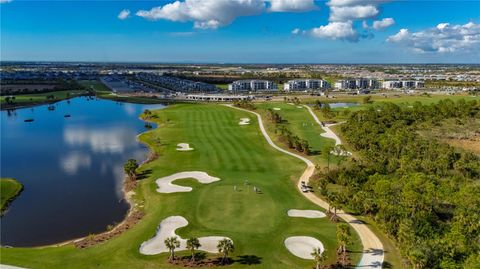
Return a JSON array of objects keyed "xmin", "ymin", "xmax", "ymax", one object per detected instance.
[{"xmin": 227, "ymin": 105, "xmax": 384, "ymax": 269}]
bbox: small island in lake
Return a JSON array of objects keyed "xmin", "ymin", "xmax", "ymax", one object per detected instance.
[{"xmin": 0, "ymin": 178, "xmax": 23, "ymax": 215}]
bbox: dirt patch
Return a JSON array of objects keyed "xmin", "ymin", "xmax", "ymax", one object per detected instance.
[
  {"xmin": 74, "ymin": 178, "xmax": 143, "ymax": 249},
  {"xmin": 74, "ymin": 210, "xmax": 145, "ymax": 249},
  {"xmin": 443, "ymin": 138, "xmax": 480, "ymax": 155}
]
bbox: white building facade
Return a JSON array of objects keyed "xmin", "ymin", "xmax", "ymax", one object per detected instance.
[
  {"xmin": 283, "ymin": 79, "xmax": 329, "ymax": 91},
  {"xmin": 228, "ymin": 80, "xmax": 277, "ymax": 92},
  {"xmin": 334, "ymin": 78, "xmax": 378, "ymax": 90},
  {"xmin": 382, "ymin": 80, "xmax": 425, "ymax": 89}
]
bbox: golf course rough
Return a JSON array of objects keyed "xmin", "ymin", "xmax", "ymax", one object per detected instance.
[
  {"xmin": 0, "ymin": 178, "xmax": 23, "ymax": 214},
  {"xmin": 0, "ymin": 103, "xmax": 361, "ymax": 269}
]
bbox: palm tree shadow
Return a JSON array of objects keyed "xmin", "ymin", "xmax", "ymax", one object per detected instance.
[
  {"xmin": 136, "ymin": 169, "xmax": 152, "ymax": 180},
  {"xmin": 235, "ymin": 255, "xmax": 262, "ymax": 265}
]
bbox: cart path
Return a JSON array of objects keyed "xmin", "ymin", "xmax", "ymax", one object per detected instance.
[{"xmin": 227, "ymin": 105, "xmax": 384, "ymax": 269}]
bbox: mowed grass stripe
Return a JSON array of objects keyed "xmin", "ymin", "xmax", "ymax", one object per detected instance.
[{"xmin": 0, "ymin": 103, "xmax": 360, "ymax": 269}]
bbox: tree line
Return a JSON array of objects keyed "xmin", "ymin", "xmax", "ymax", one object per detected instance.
[
  {"xmin": 312, "ymin": 99, "xmax": 480, "ymax": 268},
  {"xmin": 266, "ymin": 109, "xmax": 311, "ymax": 155}
]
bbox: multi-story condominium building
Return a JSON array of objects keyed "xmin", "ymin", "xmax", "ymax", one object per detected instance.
[
  {"xmin": 382, "ymin": 80, "xmax": 425, "ymax": 89},
  {"xmin": 283, "ymin": 79, "xmax": 329, "ymax": 91},
  {"xmin": 136, "ymin": 73, "xmax": 218, "ymax": 93},
  {"xmin": 334, "ymin": 78, "xmax": 378, "ymax": 90},
  {"xmin": 228, "ymin": 80, "xmax": 277, "ymax": 92}
]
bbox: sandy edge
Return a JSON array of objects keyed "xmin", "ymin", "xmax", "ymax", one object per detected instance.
[
  {"xmin": 176, "ymin": 143, "xmax": 194, "ymax": 151},
  {"xmin": 155, "ymin": 171, "xmax": 220, "ymax": 193},
  {"xmin": 284, "ymin": 236, "xmax": 324, "ymax": 260},
  {"xmin": 140, "ymin": 216, "xmax": 231, "ymax": 255},
  {"xmin": 239, "ymin": 118, "xmax": 251, "ymax": 125},
  {"xmin": 287, "ymin": 209, "xmax": 326, "ymax": 219}
]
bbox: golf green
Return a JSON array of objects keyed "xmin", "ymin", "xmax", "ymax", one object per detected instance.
[{"xmin": 1, "ymin": 103, "xmax": 360, "ymax": 268}]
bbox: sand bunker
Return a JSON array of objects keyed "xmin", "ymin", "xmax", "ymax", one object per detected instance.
[
  {"xmin": 176, "ymin": 143, "xmax": 194, "ymax": 151},
  {"xmin": 273, "ymin": 107, "xmax": 281, "ymax": 111},
  {"xmin": 284, "ymin": 236, "xmax": 324, "ymax": 260},
  {"xmin": 140, "ymin": 216, "xmax": 231, "ymax": 255},
  {"xmin": 287, "ymin": 209, "xmax": 326, "ymax": 219},
  {"xmin": 0, "ymin": 265, "xmax": 28, "ymax": 269},
  {"xmin": 155, "ymin": 171, "xmax": 220, "ymax": 193},
  {"xmin": 297, "ymin": 106, "xmax": 303, "ymax": 109},
  {"xmin": 239, "ymin": 118, "xmax": 250, "ymax": 125}
]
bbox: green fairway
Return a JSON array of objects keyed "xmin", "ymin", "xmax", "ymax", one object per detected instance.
[
  {"xmin": 1, "ymin": 104, "xmax": 361, "ymax": 268},
  {"xmin": 255, "ymin": 102, "xmax": 340, "ymax": 166},
  {"xmin": 0, "ymin": 178, "xmax": 23, "ymax": 214}
]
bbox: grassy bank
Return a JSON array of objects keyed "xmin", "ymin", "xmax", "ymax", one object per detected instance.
[
  {"xmin": 0, "ymin": 90, "xmax": 88, "ymax": 110},
  {"xmin": 0, "ymin": 178, "xmax": 23, "ymax": 214},
  {"xmin": 1, "ymin": 104, "xmax": 358, "ymax": 268}
]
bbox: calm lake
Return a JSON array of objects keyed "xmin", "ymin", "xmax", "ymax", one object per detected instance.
[{"xmin": 0, "ymin": 97, "xmax": 165, "ymax": 247}]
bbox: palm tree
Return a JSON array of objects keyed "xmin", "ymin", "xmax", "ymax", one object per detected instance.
[
  {"xmin": 311, "ymin": 247, "xmax": 326, "ymax": 269},
  {"xmin": 322, "ymin": 146, "xmax": 334, "ymax": 171},
  {"xmin": 123, "ymin": 159, "xmax": 139, "ymax": 181},
  {"xmin": 328, "ymin": 192, "xmax": 341, "ymax": 221},
  {"xmin": 164, "ymin": 236, "xmax": 180, "ymax": 261},
  {"xmin": 186, "ymin": 237, "xmax": 201, "ymax": 262},
  {"xmin": 336, "ymin": 224, "xmax": 351, "ymax": 265},
  {"xmin": 217, "ymin": 238, "xmax": 234, "ymax": 265}
]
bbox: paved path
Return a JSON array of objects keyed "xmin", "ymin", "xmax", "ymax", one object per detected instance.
[
  {"xmin": 228, "ymin": 105, "xmax": 384, "ymax": 269},
  {"xmin": 303, "ymin": 105, "xmax": 352, "ymax": 156}
]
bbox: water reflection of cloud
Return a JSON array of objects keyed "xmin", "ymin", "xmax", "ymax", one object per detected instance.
[
  {"xmin": 61, "ymin": 151, "xmax": 91, "ymax": 175},
  {"xmin": 123, "ymin": 104, "xmax": 137, "ymax": 116},
  {"xmin": 63, "ymin": 126, "xmax": 137, "ymax": 153}
]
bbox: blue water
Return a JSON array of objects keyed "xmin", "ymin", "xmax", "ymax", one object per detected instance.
[
  {"xmin": 327, "ymin": 102, "xmax": 358, "ymax": 108},
  {"xmin": 0, "ymin": 97, "xmax": 165, "ymax": 247}
]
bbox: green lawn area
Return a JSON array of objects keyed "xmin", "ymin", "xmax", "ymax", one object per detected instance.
[
  {"xmin": 0, "ymin": 178, "xmax": 23, "ymax": 214},
  {"xmin": 1, "ymin": 104, "xmax": 360, "ymax": 269},
  {"xmin": 215, "ymin": 84, "xmax": 229, "ymax": 90},
  {"xmin": 303, "ymin": 94, "xmax": 479, "ymax": 122},
  {"xmin": 0, "ymin": 90, "xmax": 87, "ymax": 108},
  {"xmin": 255, "ymin": 102, "xmax": 341, "ymax": 167}
]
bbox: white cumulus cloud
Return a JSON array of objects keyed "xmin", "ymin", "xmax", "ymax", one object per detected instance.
[
  {"xmin": 135, "ymin": 0, "xmax": 265, "ymax": 29},
  {"xmin": 118, "ymin": 9, "xmax": 131, "ymax": 20},
  {"xmin": 303, "ymin": 0, "xmax": 393, "ymax": 42},
  {"xmin": 310, "ymin": 21, "xmax": 358, "ymax": 41},
  {"xmin": 387, "ymin": 22, "xmax": 480, "ymax": 53},
  {"xmin": 269, "ymin": 0, "xmax": 316, "ymax": 12},
  {"xmin": 329, "ymin": 5, "xmax": 378, "ymax": 21},
  {"xmin": 372, "ymin": 17, "xmax": 395, "ymax": 30},
  {"xmin": 291, "ymin": 28, "xmax": 301, "ymax": 35}
]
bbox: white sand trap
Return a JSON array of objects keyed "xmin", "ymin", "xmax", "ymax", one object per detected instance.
[
  {"xmin": 273, "ymin": 107, "xmax": 281, "ymax": 111},
  {"xmin": 284, "ymin": 236, "xmax": 324, "ymax": 260},
  {"xmin": 176, "ymin": 143, "xmax": 194, "ymax": 151},
  {"xmin": 287, "ymin": 209, "xmax": 326, "ymax": 219},
  {"xmin": 287, "ymin": 103, "xmax": 295, "ymax": 105},
  {"xmin": 239, "ymin": 118, "xmax": 250, "ymax": 125},
  {"xmin": 0, "ymin": 265, "xmax": 28, "ymax": 269},
  {"xmin": 140, "ymin": 216, "xmax": 231, "ymax": 255},
  {"xmin": 297, "ymin": 106, "xmax": 303, "ymax": 109},
  {"xmin": 155, "ymin": 171, "xmax": 220, "ymax": 193}
]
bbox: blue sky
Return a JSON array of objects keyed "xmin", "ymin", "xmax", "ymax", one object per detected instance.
[{"xmin": 1, "ymin": 0, "xmax": 479, "ymax": 63}]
